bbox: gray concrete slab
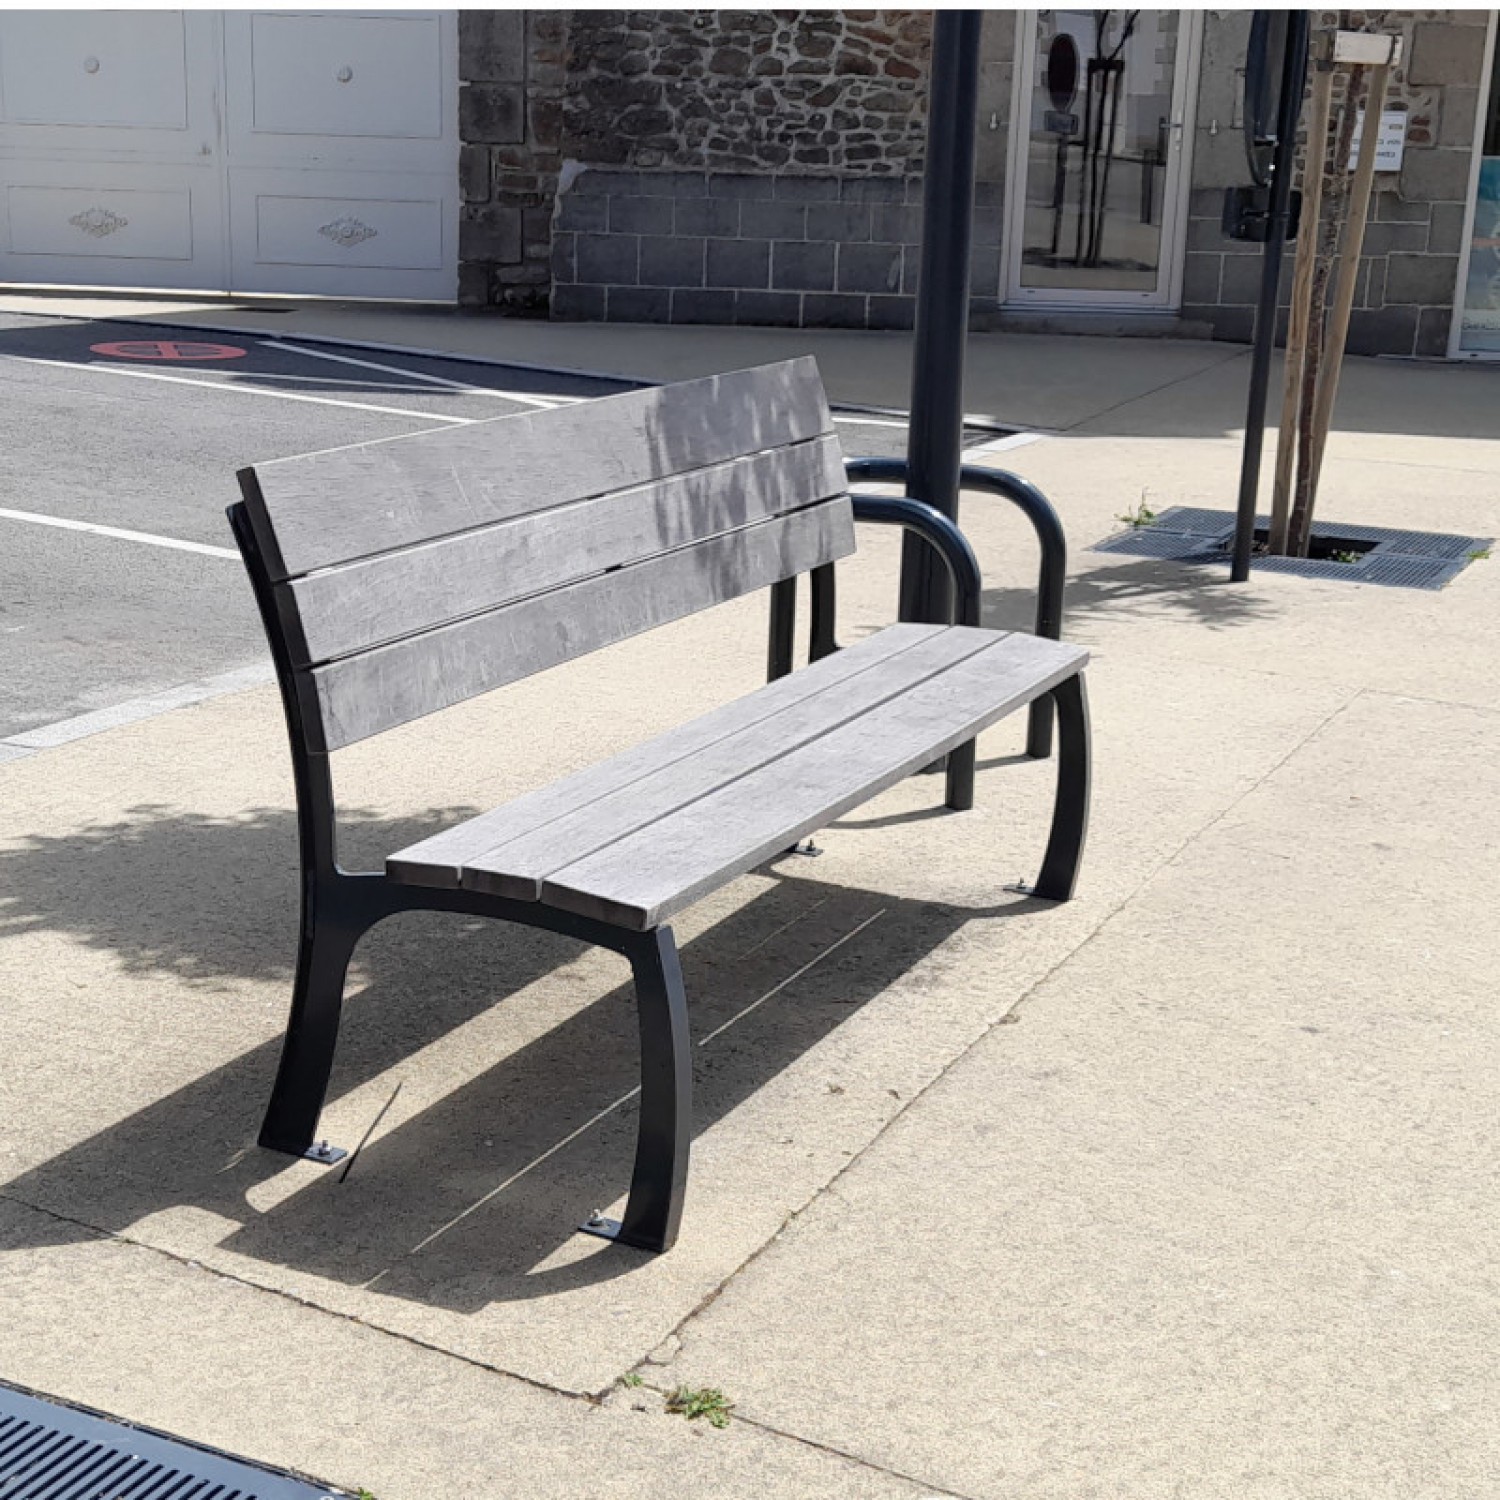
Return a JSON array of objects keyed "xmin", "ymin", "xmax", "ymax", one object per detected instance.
[
  {"xmin": 0, "ymin": 1199, "xmax": 941, "ymax": 1500},
  {"xmin": 1, "ymin": 291, "xmax": 1497, "ymax": 1497},
  {"xmin": 660, "ymin": 690, "xmax": 1500, "ymax": 1499}
]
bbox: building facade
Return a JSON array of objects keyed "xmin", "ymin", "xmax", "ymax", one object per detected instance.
[{"xmin": 2, "ymin": 10, "xmax": 1498, "ymax": 359}]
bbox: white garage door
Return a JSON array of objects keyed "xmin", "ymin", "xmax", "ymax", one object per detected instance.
[{"xmin": 0, "ymin": 10, "xmax": 458, "ymax": 300}]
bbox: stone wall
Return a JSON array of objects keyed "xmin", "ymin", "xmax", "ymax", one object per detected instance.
[
  {"xmin": 1182, "ymin": 10, "xmax": 1491, "ymax": 356},
  {"xmin": 544, "ymin": 9, "xmax": 959, "ymax": 328},
  {"xmin": 459, "ymin": 8, "xmax": 1494, "ymax": 348},
  {"xmin": 563, "ymin": 10, "xmax": 931, "ymax": 173},
  {"xmin": 457, "ymin": 11, "xmax": 565, "ymax": 312}
]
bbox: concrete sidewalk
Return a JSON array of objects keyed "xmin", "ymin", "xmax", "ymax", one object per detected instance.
[{"xmin": 1, "ymin": 295, "xmax": 1497, "ymax": 1498}]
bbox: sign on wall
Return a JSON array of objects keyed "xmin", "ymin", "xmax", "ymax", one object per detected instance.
[{"xmin": 1348, "ymin": 109, "xmax": 1408, "ymax": 172}]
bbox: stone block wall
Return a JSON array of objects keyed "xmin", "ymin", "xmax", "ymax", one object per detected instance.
[
  {"xmin": 563, "ymin": 10, "xmax": 931, "ymax": 172},
  {"xmin": 550, "ymin": 168, "xmax": 1002, "ymax": 327},
  {"xmin": 1181, "ymin": 10, "xmax": 1492, "ymax": 356},
  {"xmin": 458, "ymin": 11, "xmax": 565, "ymax": 312}
]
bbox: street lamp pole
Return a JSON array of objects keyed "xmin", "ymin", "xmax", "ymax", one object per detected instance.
[{"xmin": 899, "ymin": 9, "xmax": 983, "ymax": 625}]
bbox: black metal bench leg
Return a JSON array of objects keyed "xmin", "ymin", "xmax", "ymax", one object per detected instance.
[
  {"xmin": 1033, "ymin": 673, "xmax": 1091, "ymax": 902},
  {"xmin": 945, "ymin": 739, "xmax": 976, "ymax": 811},
  {"xmin": 1026, "ymin": 696, "xmax": 1054, "ymax": 760},
  {"xmin": 258, "ymin": 892, "xmax": 362, "ymax": 1161},
  {"xmin": 589, "ymin": 926, "xmax": 692, "ymax": 1253}
]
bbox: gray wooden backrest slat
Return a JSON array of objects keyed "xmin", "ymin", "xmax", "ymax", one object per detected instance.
[
  {"xmin": 310, "ymin": 501, "xmax": 855, "ymax": 750},
  {"xmin": 281, "ymin": 433, "xmax": 847, "ymax": 668},
  {"xmin": 241, "ymin": 357, "xmax": 834, "ymax": 581},
  {"xmin": 238, "ymin": 356, "xmax": 855, "ymax": 750}
]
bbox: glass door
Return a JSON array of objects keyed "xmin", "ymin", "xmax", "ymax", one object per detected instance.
[
  {"xmin": 1453, "ymin": 17, "xmax": 1500, "ymax": 356},
  {"xmin": 1003, "ymin": 10, "xmax": 1200, "ymax": 307}
]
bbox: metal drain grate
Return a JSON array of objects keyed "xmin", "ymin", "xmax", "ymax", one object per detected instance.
[
  {"xmin": 0, "ymin": 1382, "xmax": 344, "ymax": 1500},
  {"xmin": 1091, "ymin": 507, "xmax": 1490, "ymax": 591}
]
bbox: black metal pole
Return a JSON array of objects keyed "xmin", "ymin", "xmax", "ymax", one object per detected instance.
[
  {"xmin": 1230, "ymin": 10, "xmax": 1310, "ymax": 583},
  {"xmin": 899, "ymin": 9, "xmax": 982, "ymax": 626}
]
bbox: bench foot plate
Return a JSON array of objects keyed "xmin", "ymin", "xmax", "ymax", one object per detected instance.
[
  {"xmin": 301, "ymin": 1141, "xmax": 348, "ymax": 1166},
  {"xmin": 580, "ymin": 1213, "xmax": 623, "ymax": 1241},
  {"xmin": 579, "ymin": 1206, "xmax": 663, "ymax": 1254}
]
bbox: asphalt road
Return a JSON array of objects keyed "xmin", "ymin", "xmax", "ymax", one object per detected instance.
[{"xmin": 0, "ymin": 312, "xmax": 1003, "ymax": 744}]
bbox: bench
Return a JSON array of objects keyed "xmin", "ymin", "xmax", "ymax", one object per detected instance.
[{"xmin": 228, "ymin": 357, "xmax": 1090, "ymax": 1255}]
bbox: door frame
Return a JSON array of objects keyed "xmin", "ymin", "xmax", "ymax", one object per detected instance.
[
  {"xmin": 1447, "ymin": 8, "xmax": 1500, "ymax": 359},
  {"xmin": 1001, "ymin": 8, "xmax": 1203, "ymax": 310}
]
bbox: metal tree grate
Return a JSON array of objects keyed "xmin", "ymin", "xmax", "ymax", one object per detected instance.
[
  {"xmin": 1091, "ymin": 507, "xmax": 1490, "ymax": 590},
  {"xmin": 0, "ymin": 1382, "xmax": 346, "ymax": 1500}
]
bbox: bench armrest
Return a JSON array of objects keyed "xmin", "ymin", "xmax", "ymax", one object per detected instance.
[
  {"xmin": 848, "ymin": 493, "xmax": 983, "ymax": 629},
  {"xmin": 842, "ymin": 457, "xmax": 1067, "ymax": 644}
]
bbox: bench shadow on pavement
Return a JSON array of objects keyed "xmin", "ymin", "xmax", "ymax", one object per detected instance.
[{"xmin": 0, "ymin": 801, "xmax": 1046, "ymax": 1309}]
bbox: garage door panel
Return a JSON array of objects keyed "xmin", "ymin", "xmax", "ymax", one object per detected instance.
[
  {"xmin": 228, "ymin": 170, "xmax": 453, "ymax": 298},
  {"xmin": 0, "ymin": 162, "xmax": 223, "ymax": 288},
  {"xmin": 7, "ymin": 184, "xmax": 196, "ymax": 260},
  {"xmin": 246, "ymin": 12, "xmax": 444, "ymax": 140},
  {"xmin": 247, "ymin": 186, "xmax": 445, "ymax": 271},
  {"xmin": 0, "ymin": 12, "xmax": 190, "ymax": 130}
]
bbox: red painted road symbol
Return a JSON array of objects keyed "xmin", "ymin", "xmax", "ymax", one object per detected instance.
[{"xmin": 90, "ymin": 339, "xmax": 248, "ymax": 362}]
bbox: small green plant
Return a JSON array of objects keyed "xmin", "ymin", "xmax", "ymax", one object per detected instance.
[
  {"xmin": 1118, "ymin": 491, "xmax": 1157, "ymax": 529},
  {"xmin": 666, "ymin": 1384, "xmax": 734, "ymax": 1429},
  {"xmin": 1329, "ymin": 549, "xmax": 1363, "ymax": 565},
  {"xmin": 620, "ymin": 1372, "xmax": 645, "ymax": 1388},
  {"xmin": 1467, "ymin": 546, "xmax": 1491, "ymax": 561}
]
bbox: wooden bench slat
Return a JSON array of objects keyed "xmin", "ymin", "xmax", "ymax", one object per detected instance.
[
  {"xmin": 281, "ymin": 436, "xmax": 846, "ymax": 667},
  {"xmin": 387, "ymin": 622, "xmax": 950, "ymax": 888},
  {"xmin": 242, "ymin": 358, "xmax": 832, "ymax": 580},
  {"xmin": 512, "ymin": 633, "xmax": 1089, "ymax": 930},
  {"xmin": 310, "ymin": 499, "xmax": 856, "ymax": 750},
  {"xmin": 436, "ymin": 627, "xmax": 999, "ymax": 900}
]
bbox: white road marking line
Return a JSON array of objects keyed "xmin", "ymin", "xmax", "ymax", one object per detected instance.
[
  {"xmin": 0, "ymin": 506, "xmax": 240, "ymax": 559},
  {"xmin": 266, "ymin": 339, "xmax": 579, "ymax": 408},
  {"xmin": 832, "ymin": 414, "xmax": 910, "ymax": 430},
  {"xmin": 962, "ymin": 430, "xmax": 1051, "ymax": 458},
  {"xmin": 2, "ymin": 353, "xmax": 478, "ymax": 424},
  {"xmin": 218, "ymin": 370, "xmax": 443, "ymax": 392},
  {"xmin": 1, "ymin": 662, "xmax": 274, "ymax": 752}
]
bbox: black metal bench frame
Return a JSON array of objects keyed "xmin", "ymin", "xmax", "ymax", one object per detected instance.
[{"xmin": 230, "ymin": 416, "xmax": 1088, "ymax": 1257}]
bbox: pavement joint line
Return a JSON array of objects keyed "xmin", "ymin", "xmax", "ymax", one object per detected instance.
[
  {"xmin": 644, "ymin": 1393, "xmax": 980, "ymax": 1500},
  {"xmin": 1, "ymin": 1188, "xmax": 970, "ymax": 1497},
  {"xmin": 383, "ymin": 908, "xmax": 891, "ymax": 1271},
  {"xmin": 0, "ymin": 1188, "xmax": 596, "ymax": 1410},
  {"xmin": 263, "ymin": 339, "xmax": 579, "ymax": 409},
  {"xmin": 0, "ymin": 506, "xmax": 240, "ymax": 560},
  {"xmin": 1063, "ymin": 343, "xmax": 1249, "ymax": 432},
  {"xmin": 1, "ymin": 352, "xmax": 479, "ymax": 425},
  {"xmin": 644, "ymin": 684, "xmax": 1370, "ymax": 1376},
  {"xmin": 1, "ymin": 662, "xmax": 274, "ymax": 751}
]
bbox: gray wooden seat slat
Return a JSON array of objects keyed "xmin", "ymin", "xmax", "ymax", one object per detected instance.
[
  {"xmin": 463, "ymin": 631, "xmax": 1089, "ymax": 930},
  {"xmin": 243, "ymin": 357, "xmax": 832, "ymax": 580},
  {"xmin": 282, "ymin": 435, "xmax": 847, "ymax": 667},
  {"xmin": 389, "ymin": 624, "xmax": 996, "ymax": 902},
  {"xmin": 387, "ymin": 621, "xmax": 950, "ymax": 889},
  {"xmin": 308, "ymin": 501, "xmax": 855, "ymax": 750}
]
